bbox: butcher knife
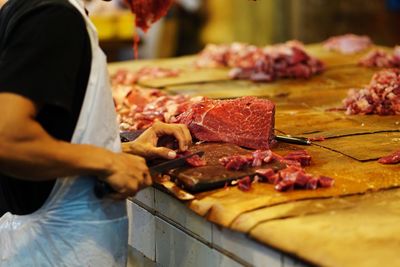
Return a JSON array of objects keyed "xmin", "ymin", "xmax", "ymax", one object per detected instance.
[
  {"xmin": 275, "ymin": 135, "xmax": 311, "ymax": 145},
  {"xmin": 94, "ymin": 151, "xmax": 204, "ymax": 199}
]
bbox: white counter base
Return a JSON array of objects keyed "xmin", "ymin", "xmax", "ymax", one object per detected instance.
[{"xmin": 127, "ymin": 187, "xmax": 309, "ymax": 267}]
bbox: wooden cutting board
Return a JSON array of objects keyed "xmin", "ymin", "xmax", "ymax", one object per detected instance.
[{"xmin": 170, "ymin": 143, "xmax": 284, "ymax": 192}]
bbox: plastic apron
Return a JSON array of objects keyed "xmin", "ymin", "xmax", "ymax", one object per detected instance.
[{"xmin": 0, "ymin": 0, "xmax": 128, "ymax": 266}]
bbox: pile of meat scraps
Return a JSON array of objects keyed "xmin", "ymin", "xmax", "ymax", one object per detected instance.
[
  {"xmin": 323, "ymin": 34, "xmax": 373, "ymax": 54},
  {"xmin": 219, "ymin": 149, "xmax": 334, "ymax": 192},
  {"xmin": 113, "ymin": 85, "xmax": 202, "ymax": 131},
  {"xmin": 194, "ymin": 41, "xmax": 324, "ymax": 82},
  {"xmin": 176, "ymin": 96, "xmax": 275, "ymax": 149},
  {"xmin": 343, "ymin": 68, "xmax": 400, "ymax": 115},
  {"xmin": 111, "ymin": 67, "xmax": 181, "ymax": 86},
  {"xmin": 358, "ymin": 46, "xmax": 400, "ymax": 68}
]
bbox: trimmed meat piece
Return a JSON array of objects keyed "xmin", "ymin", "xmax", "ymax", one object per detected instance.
[
  {"xmin": 378, "ymin": 150, "xmax": 400, "ymax": 164},
  {"xmin": 306, "ymin": 178, "xmax": 319, "ymax": 190},
  {"xmin": 283, "ymin": 150, "xmax": 312, "ymax": 167},
  {"xmin": 255, "ymin": 168, "xmax": 277, "ymax": 183},
  {"xmin": 219, "ymin": 154, "xmax": 253, "ymax": 171},
  {"xmin": 177, "ymin": 97, "xmax": 275, "ymax": 149},
  {"xmin": 238, "ymin": 176, "xmax": 252, "ymax": 191},
  {"xmin": 318, "ymin": 176, "xmax": 335, "ymax": 188},
  {"xmin": 185, "ymin": 154, "xmax": 207, "ymax": 167},
  {"xmin": 358, "ymin": 49, "xmax": 400, "ymax": 68},
  {"xmin": 308, "ymin": 136, "xmax": 326, "ymax": 142},
  {"xmin": 323, "ymin": 34, "xmax": 372, "ymax": 54}
]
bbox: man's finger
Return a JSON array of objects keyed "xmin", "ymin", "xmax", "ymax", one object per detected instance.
[
  {"xmin": 151, "ymin": 146, "xmax": 177, "ymax": 159},
  {"xmin": 142, "ymin": 170, "xmax": 153, "ymax": 186},
  {"xmin": 180, "ymin": 125, "xmax": 192, "ymax": 148}
]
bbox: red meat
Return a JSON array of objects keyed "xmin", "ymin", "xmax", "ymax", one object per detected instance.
[
  {"xmin": 283, "ymin": 150, "xmax": 312, "ymax": 167},
  {"xmin": 358, "ymin": 49, "xmax": 400, "ymax": 68},
  {"xmin": 378, "ymin": 150, "xmax": 400, "ymax": 164},
  {"xmin": 177, "ymin": 97, "xmax": 275, "ymax": 149},
  {"xmin": 343, "ymin": 69, "xmax": 400, "ymax": 115},
  {"xmin": 125, "ymin": 0, "xmax": 173, "ymax": 32},
  {"xmin": 323, "ymin": 34, "xmax": 372, "ymax": 54},
  {"xmin": 255, "ymin": 168, "xmax": 276, "ymax": 183},
  {"xmin": 238, "ymin": 176, "xmax": 252, "ymax": 192},
  {"xmin": 219, "ymin": 154, "xmax": 253, "ymax": 171},
  {"xmin": 195, "ymin": 41, "xmax": 324, "ymax": 83},
  {"xmin": 185, "ymin": 154, "xmax": 207, "ymax": 167}
]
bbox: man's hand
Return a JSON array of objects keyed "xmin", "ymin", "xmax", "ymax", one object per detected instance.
[
  {"xmin": 100, "ymin": 153, "xmax": 152, "ymax": 199},
  {"xmin": 122, "ymin": 121, "xmax": 192, "ymax": 159}
]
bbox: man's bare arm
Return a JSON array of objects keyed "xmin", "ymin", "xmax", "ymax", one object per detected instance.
[{"xmin": 0, "ymin": 93, "xmax": 150, "ymax": 197}]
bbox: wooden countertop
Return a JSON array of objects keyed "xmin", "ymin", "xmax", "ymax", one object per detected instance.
[{"xmin": 109, "ymin": 44, "xmax": 400, "ymax": 267}]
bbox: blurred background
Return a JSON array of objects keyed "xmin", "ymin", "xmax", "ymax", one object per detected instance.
[{"xmin": 2, "ymin": 0, "xmax": 400, "ymax": 61}]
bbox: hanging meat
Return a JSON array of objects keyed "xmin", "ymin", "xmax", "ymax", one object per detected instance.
[{"xmin": 124, "ymin": 0, "xmax": 174, "ymax": 57}]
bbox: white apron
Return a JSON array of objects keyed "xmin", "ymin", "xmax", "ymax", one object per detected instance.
[{"xmin": 0, "ymin": 0, "xmax": 128, "ymax": 266}]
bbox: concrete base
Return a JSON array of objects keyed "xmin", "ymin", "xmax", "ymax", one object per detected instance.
[{"xmin": 127, "ymin": 188, "xmax": 309, "ymax": 267}]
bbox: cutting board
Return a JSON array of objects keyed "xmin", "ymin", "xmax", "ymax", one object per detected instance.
[{"xmin": 170, "ymin": 143, "xmax": 285, "ymax": 193}]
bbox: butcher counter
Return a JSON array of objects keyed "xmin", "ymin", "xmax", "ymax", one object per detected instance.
[{"xmin": 108, "ymin": 45, "xmax": 400, "ymax": 267}]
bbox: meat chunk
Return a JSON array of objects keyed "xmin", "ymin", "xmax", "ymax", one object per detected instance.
[
  {"xmin": 323, "ymin": 34, "xmax": 372, "ymax": 54},
  {"xmin": 185, "ymin": 154, "xmax": 207, "ymax": 167},
  {"xmin": 343, "ymin": 69, "xmax": 400, "ymax": 115},
  {"xmin": 177, "ymin": 97, "xmax": 275, "ymax": 149},
  {"xmin": 283, "ymin": 150, "xmax": 312, "ymax": 167},
  {"xmin": 358, "ymin": 48, "xmax": 400, "ymax": 68},
  {"xmin": 219, "ymin": 154, "xmax": 253, "ymax": 171},
  {"xmin": 237, "ymin": 176, "xmax": 252, "ymax": 192},
  {"xmin": 126, "ymin": 0, "xmax": 173, "ymax": 32},
  {"xmin": 378, "ymin": 150, "xmax": 400, "ymax": 164}
]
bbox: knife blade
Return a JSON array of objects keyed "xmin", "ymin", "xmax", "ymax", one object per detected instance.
[
  {"xmin": 275, "ymin": 135, "xmax": 311, "ymax": 146},
  {"xmin": 94, "ymin": 151, "xmax": 205, "ymax": 199}
]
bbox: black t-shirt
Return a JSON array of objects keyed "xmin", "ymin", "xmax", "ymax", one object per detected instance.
[{"xmin": 0, "ymin": 1, "xmax": 91, "ymax": 216}]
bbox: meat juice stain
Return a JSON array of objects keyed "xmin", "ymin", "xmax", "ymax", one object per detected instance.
[{"xmin": 124, "ymin": 0, "xmax": 174, "ymax": 59}]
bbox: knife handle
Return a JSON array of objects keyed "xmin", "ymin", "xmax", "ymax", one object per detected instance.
[{"xmin": 94, "ymin": 180, "xmax": 116, "ymax": 199}]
